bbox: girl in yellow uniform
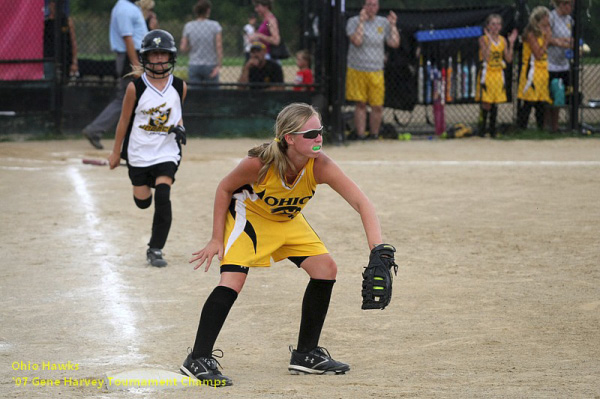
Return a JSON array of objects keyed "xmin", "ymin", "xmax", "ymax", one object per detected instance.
[
  {"xmin": 517, "ymin": 6, "xmax": 552, "ymax": 129},
  {"xmin": 180, "ymin": 103, "xmax": 389, "ymax": 385},
  {"xmin": 476, "ymin": 14, "xmax": 517, "ymax": 137}
]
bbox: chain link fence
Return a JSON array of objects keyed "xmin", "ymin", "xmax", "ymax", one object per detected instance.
[
  {"xmin": 1, "ymin": 0, "xmax": 599, "ymax": 137},
  {"xmin": 342, "ymin": 0, "xmax": 600, "ymax": 139},
  {"xmin": 62, "ymin": 4, "xmax": 308, "ymax": 89}
]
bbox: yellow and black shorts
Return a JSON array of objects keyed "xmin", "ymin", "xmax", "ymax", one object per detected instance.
[{"xmin": 220, "ymin": 209, "xmax": 328, "ymax": 273}]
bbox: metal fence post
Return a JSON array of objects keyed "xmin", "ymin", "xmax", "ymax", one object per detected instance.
[
  {"xmin": 328, "ymin": 0, "xmax": 345, "ymax": 144},
  {"xmin": 570, "ymin": 0, "xmax": 582, "ymax": 131},
  {"xmin": 52, "ymin": 0, "xmax": 65, "ymax": 133}
]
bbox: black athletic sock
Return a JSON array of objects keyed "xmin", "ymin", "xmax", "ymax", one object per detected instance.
[
  {"xmin": 534, "ymin": 102, "xmax": 545, "ymax": 129},
  {"xmin": 489, "ymin": 105, "xmax": 498, "ymax": 137},
  {"xmin": 192, "ymin": 286, "xmax": 238, "ymax": 359},
  {"xmin": 296, "ymin": 279, "xmax": 335, "ymax": 353},
  {"xmin": 518, "ymin": 101, "xmax": 533, "ymax": 129},
  {"xmin": 148, "ymin": 184, "xmax": 171, "ymax": 249},
  {"xmin": 478, "ymin": 108, "xmax": 489, "ymax": 136}
]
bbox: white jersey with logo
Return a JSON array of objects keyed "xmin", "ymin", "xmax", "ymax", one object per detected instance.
[{"xmin": 126, "ymin": 73, "xmax": 183, "ymax": 167}]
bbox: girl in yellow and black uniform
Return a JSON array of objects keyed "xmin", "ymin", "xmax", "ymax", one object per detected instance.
[
  {"xmin": 476, "ymin": 14, "xmax": 517, "ymax": 137},
  {"xmin": 180, "ymin": 103, "xmax": 389, "ymax": 386},
  {"xmin": 517, "ymin": 6, "xmax": 552, "ymax": 129}
]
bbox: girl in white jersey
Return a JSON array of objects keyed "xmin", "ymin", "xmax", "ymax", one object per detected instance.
[
  {"xmin": 180, "ymin": 102, "xmax": 393, "ymax": 386},
  {"xmin": 108, "ymin": 29, "xmax": 187, "ymax": 267}
]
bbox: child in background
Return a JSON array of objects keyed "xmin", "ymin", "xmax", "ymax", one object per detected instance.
[
  {"xmin": 476, "ymin": 14, "xmax": 517, "ymax": 137},
  {"xmin": 293, "ymin": 49, "xmax": 314, "ymax": 91},
  {"xmin": 243, "ymin": 13, "xmax": 257, "ymax": 62},
  {"xmin": 517, "ymin": 6, "xmax": 552, "ymax": 130},
  {"xmin": 108, "ymin": 30, "xmax": 187, "ymax": 267}
]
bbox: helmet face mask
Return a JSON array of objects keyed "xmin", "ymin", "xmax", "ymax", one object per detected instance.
[{"xmin": 139, "ymin": 29, "xmax": 177, "ymax": 79}]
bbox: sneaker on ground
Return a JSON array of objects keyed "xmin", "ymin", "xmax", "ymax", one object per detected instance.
[
  {"xmin": 146, "ymin": 248, "xmax": 167, "ymax": 267},
  {"xmin": 180, "ymin": 350, "xmax": 232, "ymax": 387},
  {"xmin": 288, "ymin": 346, "xmax": 350, "ymax": 375},
  {"xmin": 83, "ymin": 131, "xmax": 104, "ymax": 150}
]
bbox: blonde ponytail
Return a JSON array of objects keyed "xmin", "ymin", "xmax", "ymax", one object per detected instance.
[{"xmin": 125, "ymin": 64, "xmax": 144, "ymax": 78}]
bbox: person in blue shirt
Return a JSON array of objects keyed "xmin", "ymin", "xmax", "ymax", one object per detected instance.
[{"xmin": 83, "ymin": 0, "xmax": 148, "ymax": 149}]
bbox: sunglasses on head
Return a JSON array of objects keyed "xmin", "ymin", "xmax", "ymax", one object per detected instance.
[{"xmin": 289, "ymin": 126, "xmax": 323, "ymax": 139}]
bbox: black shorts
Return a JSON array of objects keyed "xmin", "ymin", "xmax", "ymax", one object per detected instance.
[
  {"xmin": 549, "ymin": 70, "xmax": 576, "ymax": 104},
  {"xmin": 219, "ymin": 256, "xmax": 309, "ymax": 274},
  {"xmin": 128, "ymin": 161, "xmax": 178, "ymax": 188},
  {"xmin": 549, "ymin": 70, "xmax": 571, "ymax": 88}
]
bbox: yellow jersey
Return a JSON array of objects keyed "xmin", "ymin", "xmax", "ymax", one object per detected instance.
[{"xmin": 236, "ymin": 158, "xmax": 317, "ymax": 222}]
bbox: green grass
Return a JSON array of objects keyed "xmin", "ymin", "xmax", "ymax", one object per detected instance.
[{"xmin": 497, "ymin": 127, "xmax": 597, "ymax": 140}]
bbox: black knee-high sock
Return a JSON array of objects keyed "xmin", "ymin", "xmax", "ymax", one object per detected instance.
[
  {"xmin": 489, "ymin": 105, "xmax": 498, "ymax": 136},
  {"xmin": 534, "ymin": 102, "xmax": 545, "ymax": 129},
  {"xmin": 297, "ymin": 279, "xmax": 335, "ymax": 353},
  {"xmin": 518, "ymin": 101, "xmax": 533, "ymax": 129},
  {"xmin": 479, "ymin": 108, "xmax": 489, "ymax": 136},
  {"xmin": 148, "ymin": 184, "xmax": 171, "ymax": 249},
  {"xmin": 192, "ymin": 286, "xmax": 238, "ymax": 359}
]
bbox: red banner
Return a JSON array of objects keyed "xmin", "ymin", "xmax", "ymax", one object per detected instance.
[{"xmin": 0, "ymin": 1, "xmax": 44, "ymax": 80}]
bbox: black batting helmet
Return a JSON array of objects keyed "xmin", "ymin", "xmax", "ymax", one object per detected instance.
[{"xmin": 139, "ymin": 29, "xmax": 177, "ymax": 78}]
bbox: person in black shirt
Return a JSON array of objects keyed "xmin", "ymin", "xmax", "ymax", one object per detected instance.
[{"xmin": 238, "ymin": 42, "xmax": 283, "ymax": 90}]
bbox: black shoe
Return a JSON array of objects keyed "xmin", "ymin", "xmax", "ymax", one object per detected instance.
[
  {"xmin": 146, "ymin": 248, "xmax": 167, "ymax": 267},
  {"xmin": 83, "ymin": 131, "xmax": 104, "ymax": 150},
  {"xmin": 288, "ymin": 346, "xmax": 350, "ymax": 375},
  {"xmin": 180, "ymin": 350, "xmax": 232, "ymax": 387}
]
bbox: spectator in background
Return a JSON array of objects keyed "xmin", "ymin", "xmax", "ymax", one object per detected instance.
[
  {"xmin": 475, "ymin": 14, "xmax": 517, "ymax": 138},
  {"xmin": 249, "ymin": 0, "xmax": 280, "ymax": 60},
  {"xmin": 517, "ymin": 6, "xmax": 552, "ymax": 130},
  {"xmin": 137, "ymin": 0, "xmax": 159, "ymax": 31},
  {"xmin": 345, "ymin": 0, "xmax": 400, "ymax": 140},
  {"xmin": 239, "ymin": 41, "xmax": 283, "ymax": 90},
  {"xmin": 180, "ymin": 0, "xmax": 222, "ymax": 88},
  {"xmin": 293, "ymin": 50, "xmax": 314, "ymax": 92},
  {"xmin": 243, "ymin": 13, "xmax": 257, "ymax": 62},
  {"xmin": 547, "ymin": 0, "xmax": 574, "ymax": 132},
  {"xmin": 82, "ymin": 0, "xmax": 148, "ymax": 150},
  {"xmin": 43, "ymin": 0, "xmax": 78, "ymax": 80}
]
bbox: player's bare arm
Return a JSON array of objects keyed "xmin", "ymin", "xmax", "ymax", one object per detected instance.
[
  {"xmin": 108, "ymin": 82, "xmax": 136, "ymax": 169},
  {"xmin": 314, "ymin": 153, "xmax": 382, "ymax": 249},
  {"xmin": 190, "ymin": 156, "xmax": 262, "ymax": 271},
  {"xmin": 479, "ymin": 35, "xmax": 491, "ymax": 63},
  {"xmin": 527, "ymin": 32, "xmax": 547, "ymax": 60}
]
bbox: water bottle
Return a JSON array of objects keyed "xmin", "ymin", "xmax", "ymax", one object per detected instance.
[
  {"xmin": 462, "ymin": 63, "xmax": 469, "ymax": 100},
  {"xmin": 425, "ymin": 59, "xmax": 432, "ymax": 104},
  {"xmin": 418, "ymin": 55, "xmax": 424, "ymax": 104},
  {"xmin": 551, "ymin": 78, "xmax": 565, "ymax": 106}
]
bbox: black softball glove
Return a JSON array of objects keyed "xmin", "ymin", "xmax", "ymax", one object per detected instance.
[
  {"xmin": 361, "ymin": 244, "xmax": 398, "ymax": 310},
  {"xmin": 169, "ymin": 125, "xmax": 186, "ymax": 146}
]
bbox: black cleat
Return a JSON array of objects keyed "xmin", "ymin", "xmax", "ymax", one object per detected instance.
[
  {"xmin": 288, "ymin": 346, "xmax": 350, "ymax": 375},
  {"xmin": 180, "ymin": 350, "xmax": 232, "ymax": 387},
  {"xmin": 146, "ymin": 248, "xmax": 167, "ymax": 267}
]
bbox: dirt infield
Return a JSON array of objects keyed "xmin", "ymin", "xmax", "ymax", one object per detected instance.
[{"xmin": 1, "ymin": 137, "xmax": 599, "ymax": 398}]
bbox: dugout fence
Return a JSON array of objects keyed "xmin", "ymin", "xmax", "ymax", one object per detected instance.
[{"xmin": 1, "ymin": 0, "xmax": 599, "ymax": 138}]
